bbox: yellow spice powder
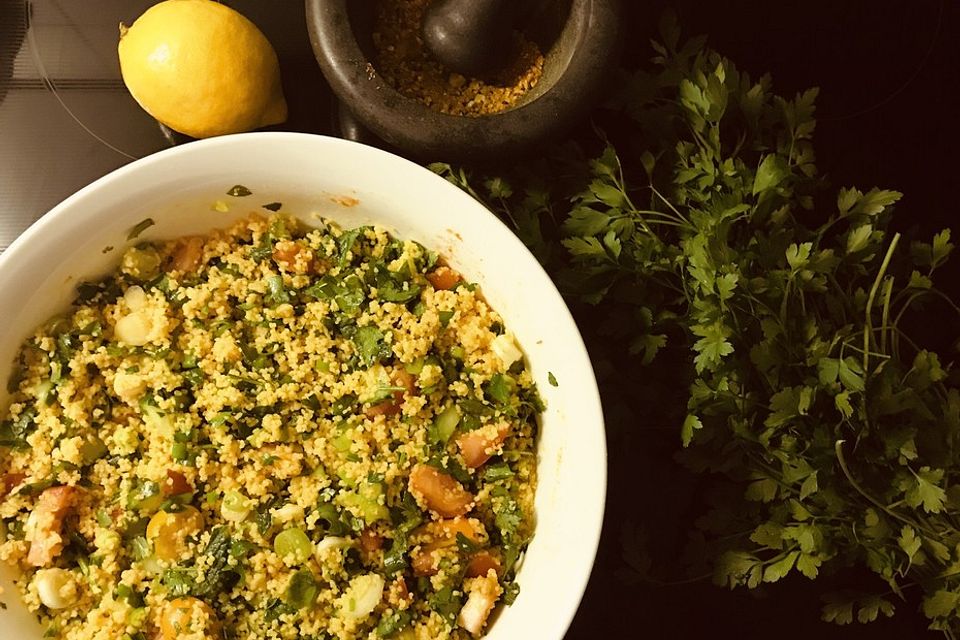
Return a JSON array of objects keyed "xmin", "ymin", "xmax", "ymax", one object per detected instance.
[{"xmin": 372, "ymin": 0, "xmax": 545, "ymax": 116}]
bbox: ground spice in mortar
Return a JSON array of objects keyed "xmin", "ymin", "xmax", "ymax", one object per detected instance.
[{"xmin": 372, "ymin": 0, "xmax": 545, "ymax": 116}]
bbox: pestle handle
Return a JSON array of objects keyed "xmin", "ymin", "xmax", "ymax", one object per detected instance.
[{"xmin": 421, "ymin": 0, "xmax": 518, "ymax": 77}]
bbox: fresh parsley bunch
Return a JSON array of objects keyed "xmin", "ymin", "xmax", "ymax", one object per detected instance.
[{"xmin": 432, "ymin": 13, "xmax": 960, "ymax": 636}]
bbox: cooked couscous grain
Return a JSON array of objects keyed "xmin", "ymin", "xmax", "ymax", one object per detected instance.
[{"xmin": 0, "ymin": 211, "xmax": 540, "ymax": 639}]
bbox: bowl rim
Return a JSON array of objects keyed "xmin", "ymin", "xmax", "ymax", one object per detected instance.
[
  {"xmin": 0, "ymin": 132, "xmax": 607, "ymax": 639},
  {"xmin": 304, "ymin": 0, "xmax": 622, "ymax": 159}
]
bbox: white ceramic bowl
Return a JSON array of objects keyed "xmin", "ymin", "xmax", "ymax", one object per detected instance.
[{"xmin": 0, "ymin": 133, "xmax": 605, "ymax": 639}]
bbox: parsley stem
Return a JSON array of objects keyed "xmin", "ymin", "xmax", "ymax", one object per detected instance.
[
  {"xmin": 634, "ymin": 217, "xmax": 689, "ymax": 229},
  {"xmin": 496, "ymin": 196, "xmax": 518, "ymax": 230},
  {"xmin": 629, "ymin": 208, "xmax": 687, "ymax": 223},
  {"xmin": 879, "ymin": 276, "xmax": 894, "ymax": 355},
  {"xmin": 862, "ymin": 233, "xmax": 900, "ymax": 374},
  {"xmin": 648, "ymin": 185, "xmax": 691, "ymax": 225},
  {"xmin": 897, "ymin": 287, "xmax": 960, "ymax": 323},
  {"xmin": 839, "ymin": 336, "xmax": 892, "ymax": 361},
  {"xmin": 835, "ymin": 439, "xmax": 934, "ymax": 538},
  {"xmin": 888, "ymin": 326, "xmax": 922, "ymax": 364}
]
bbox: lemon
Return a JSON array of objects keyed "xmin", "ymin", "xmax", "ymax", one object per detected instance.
[{"xmin": 118, "ymin": 0, "xmax": 287, "ymax": 138}]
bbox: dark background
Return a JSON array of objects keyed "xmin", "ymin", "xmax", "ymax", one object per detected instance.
[
  {"xmin": 567, "ymin": 1, "xmax": 958, "ymax": 638},
  {"xmin": 1, "ymin": 0, "xmax": 958, "ymax": 637}
]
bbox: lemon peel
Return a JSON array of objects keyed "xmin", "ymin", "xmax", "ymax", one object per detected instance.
[{"xmin": 118, "ymin": 0, "xmax": 287, "ymax": 138}]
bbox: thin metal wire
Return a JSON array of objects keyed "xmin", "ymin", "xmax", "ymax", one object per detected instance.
[
  {"xmin": 23, "ymin": 0, "xmax": 136, "ymax": 159},
  {"xmin": 824, "ymin": 0, "xmax": 945, "ymax": 122}
]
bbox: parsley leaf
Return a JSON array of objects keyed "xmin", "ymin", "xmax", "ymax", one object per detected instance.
[{"xmin": 438, "ymin": 15, "xmax": 960, "ymax": 635}]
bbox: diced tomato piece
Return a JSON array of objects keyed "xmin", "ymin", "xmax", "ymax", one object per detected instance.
[
  {"xmin": 272, "ymin": 240, "xmax": 314, "ymax": 273},
  {"xmin": 426, "ymin": 266, "xmax": 461, "ymax": 291},
  {"xmin": 27, "ymin": 485, "xmax": 81, "ymax": 567},
  {"xmin": 1, "ymin": 472, "xmax": 25, "ymax": 498},
  {"xmin": 170, "ymin": 237, "xmax": 204, "ymax": 273},
  {"xmin": 456, "ymin": 425, "xmax": 509, "ymax": 469},
  {"xmin": 466, "ymin": 550, "xmax": 503, "ymax": 578},
  {"xmin": 393, "ymin": 576, "xmax": 411, "ymax": 602},
  {"xmin": 424, "ymin": 517, "xmax": 485, "ymax": 544},
  {"xmin": 411, "ymin": 517, "xmax": 486, "ymax": 576},
  {"xmin": 394, "ymin": 369, "xmax": 416, "ymax": 396},
  {"xmin": 359, "ymin": 527, "xmax": 384, "ymax": 553},
  {"xmin": 365, "ymin": 400, "xmax": 402, "ymax": 417},
  {"xmin": 163, "ymin": 469, "xmax": 192, "ymax": 496},
  {"xmin": 411, "ymin": 541, "xmax": 444, "ymax": 576},
  {"xmin": 160, "ymin": 597, "xmax": 219, "ymax": 640},
  {"xmin": 408, "ymin": 465, "xmax": 473, "ymax": 518},
  {"xmin": 36, "ymin": 485, "xmax": 79, "ymax": 517},
  {"xmin": 147, "ymin": 506, "xmax": 205, "ymax": 562}
]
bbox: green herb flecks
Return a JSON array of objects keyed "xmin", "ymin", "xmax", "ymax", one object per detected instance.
[
  {"xmin": 377, "ymin": 610, "xmax": 412, "ymax": 636},
  {"xmin": 434, "ymin": 13, "xmax": 960, "ymax": 633},
  {"xmin": 0, "ymin": 408, "xmax": 36, "ymax": 448},
  {"xmin": 353, "ymin": 325, "xmax": 391, "ymax": 368},
  {"xmin": 383, "ymin": 492, "xmax": 422, "ymax": 575},
  {"xmin": 428, "ymin": 586, "xmax": 463, "ymax": 626},
  {"xmin": 285, "ymin": 569, "xmax": 319, "ymax": 609},
  {"xmin": 227, "ymin": 185, "xmax": 252, "ymax": 197},
  {"xmin": 126, "ymin": 218, "xmax": 155, "ymax": 241},
  {"xmin": 191, "ymin": 526, "xmax": 240, "ymax": 597},
  {"xmin": 264, "ymin": 275, "xmax": 290, "ymax": 307}
]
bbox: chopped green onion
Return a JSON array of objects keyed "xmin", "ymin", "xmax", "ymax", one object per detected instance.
[
  {"xmin": 95, "ymin": 509, "xmax": 112, "ymax": 528},
  {"xmin": 35, "ymin": 380, "xmax": 54, "ymax": 405},
  {"xmin": 404, "ymin": 357, "xmax": 425, "ymax": 375},
  {"xmin": 338, "ymin": 481, "xmax": 389, "ymax": 524},
  {"xmin": 171, "ymin": 442, "xmax": 188, "ymax": 462},
  {"xmin": 127, "ymin": 607, "xmax": 148, "ymax": 627},
  {"xmin": 274, "ymin": 527, "xmax": 312, "ymax": 563},
  {"xmin": 332, "ymin": 431, "xmax": 353, "ymax": 453},
  {"xmin": 483, "ymin": 461, "xmax": 515, "ymax": 481},
  {"xmin": 428, "ymin": 404, "xmax": 460, "ymax": 445},
  {"xmin": 121, "ymin": 246, "xmax": 161, "ymax": 281},
  {"xmin": 342, "ymin": 573, "xmax": 385, "ymax": 620},
  {"xmin": 127, "ymin": 480, "xmax": 162, "ymax": 513},
  {"xmin": 79, "ymin": 437, "xmax": 108, "ymax": 465},
  {"xmin": 221, "ymin": 490, "xmax": 252, "ymax": 522}
]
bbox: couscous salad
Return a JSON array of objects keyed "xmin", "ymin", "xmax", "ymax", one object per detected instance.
[{"xmin": 0, "ymin": 212, "xmax": 541, "ymax": 640}]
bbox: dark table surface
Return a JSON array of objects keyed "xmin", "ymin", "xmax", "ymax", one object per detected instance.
[
  {"xmin": 572, "ymin": 2, "xmax": 958, "ymax": 638},
  {"xmin": 1, "ymin": 0, "xmax": 958, "ymax": 637}
]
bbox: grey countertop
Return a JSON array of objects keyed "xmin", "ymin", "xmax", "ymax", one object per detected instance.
[{"xmin": 0, "ymin": 0, "xmax": 329, "ymax": 252}]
